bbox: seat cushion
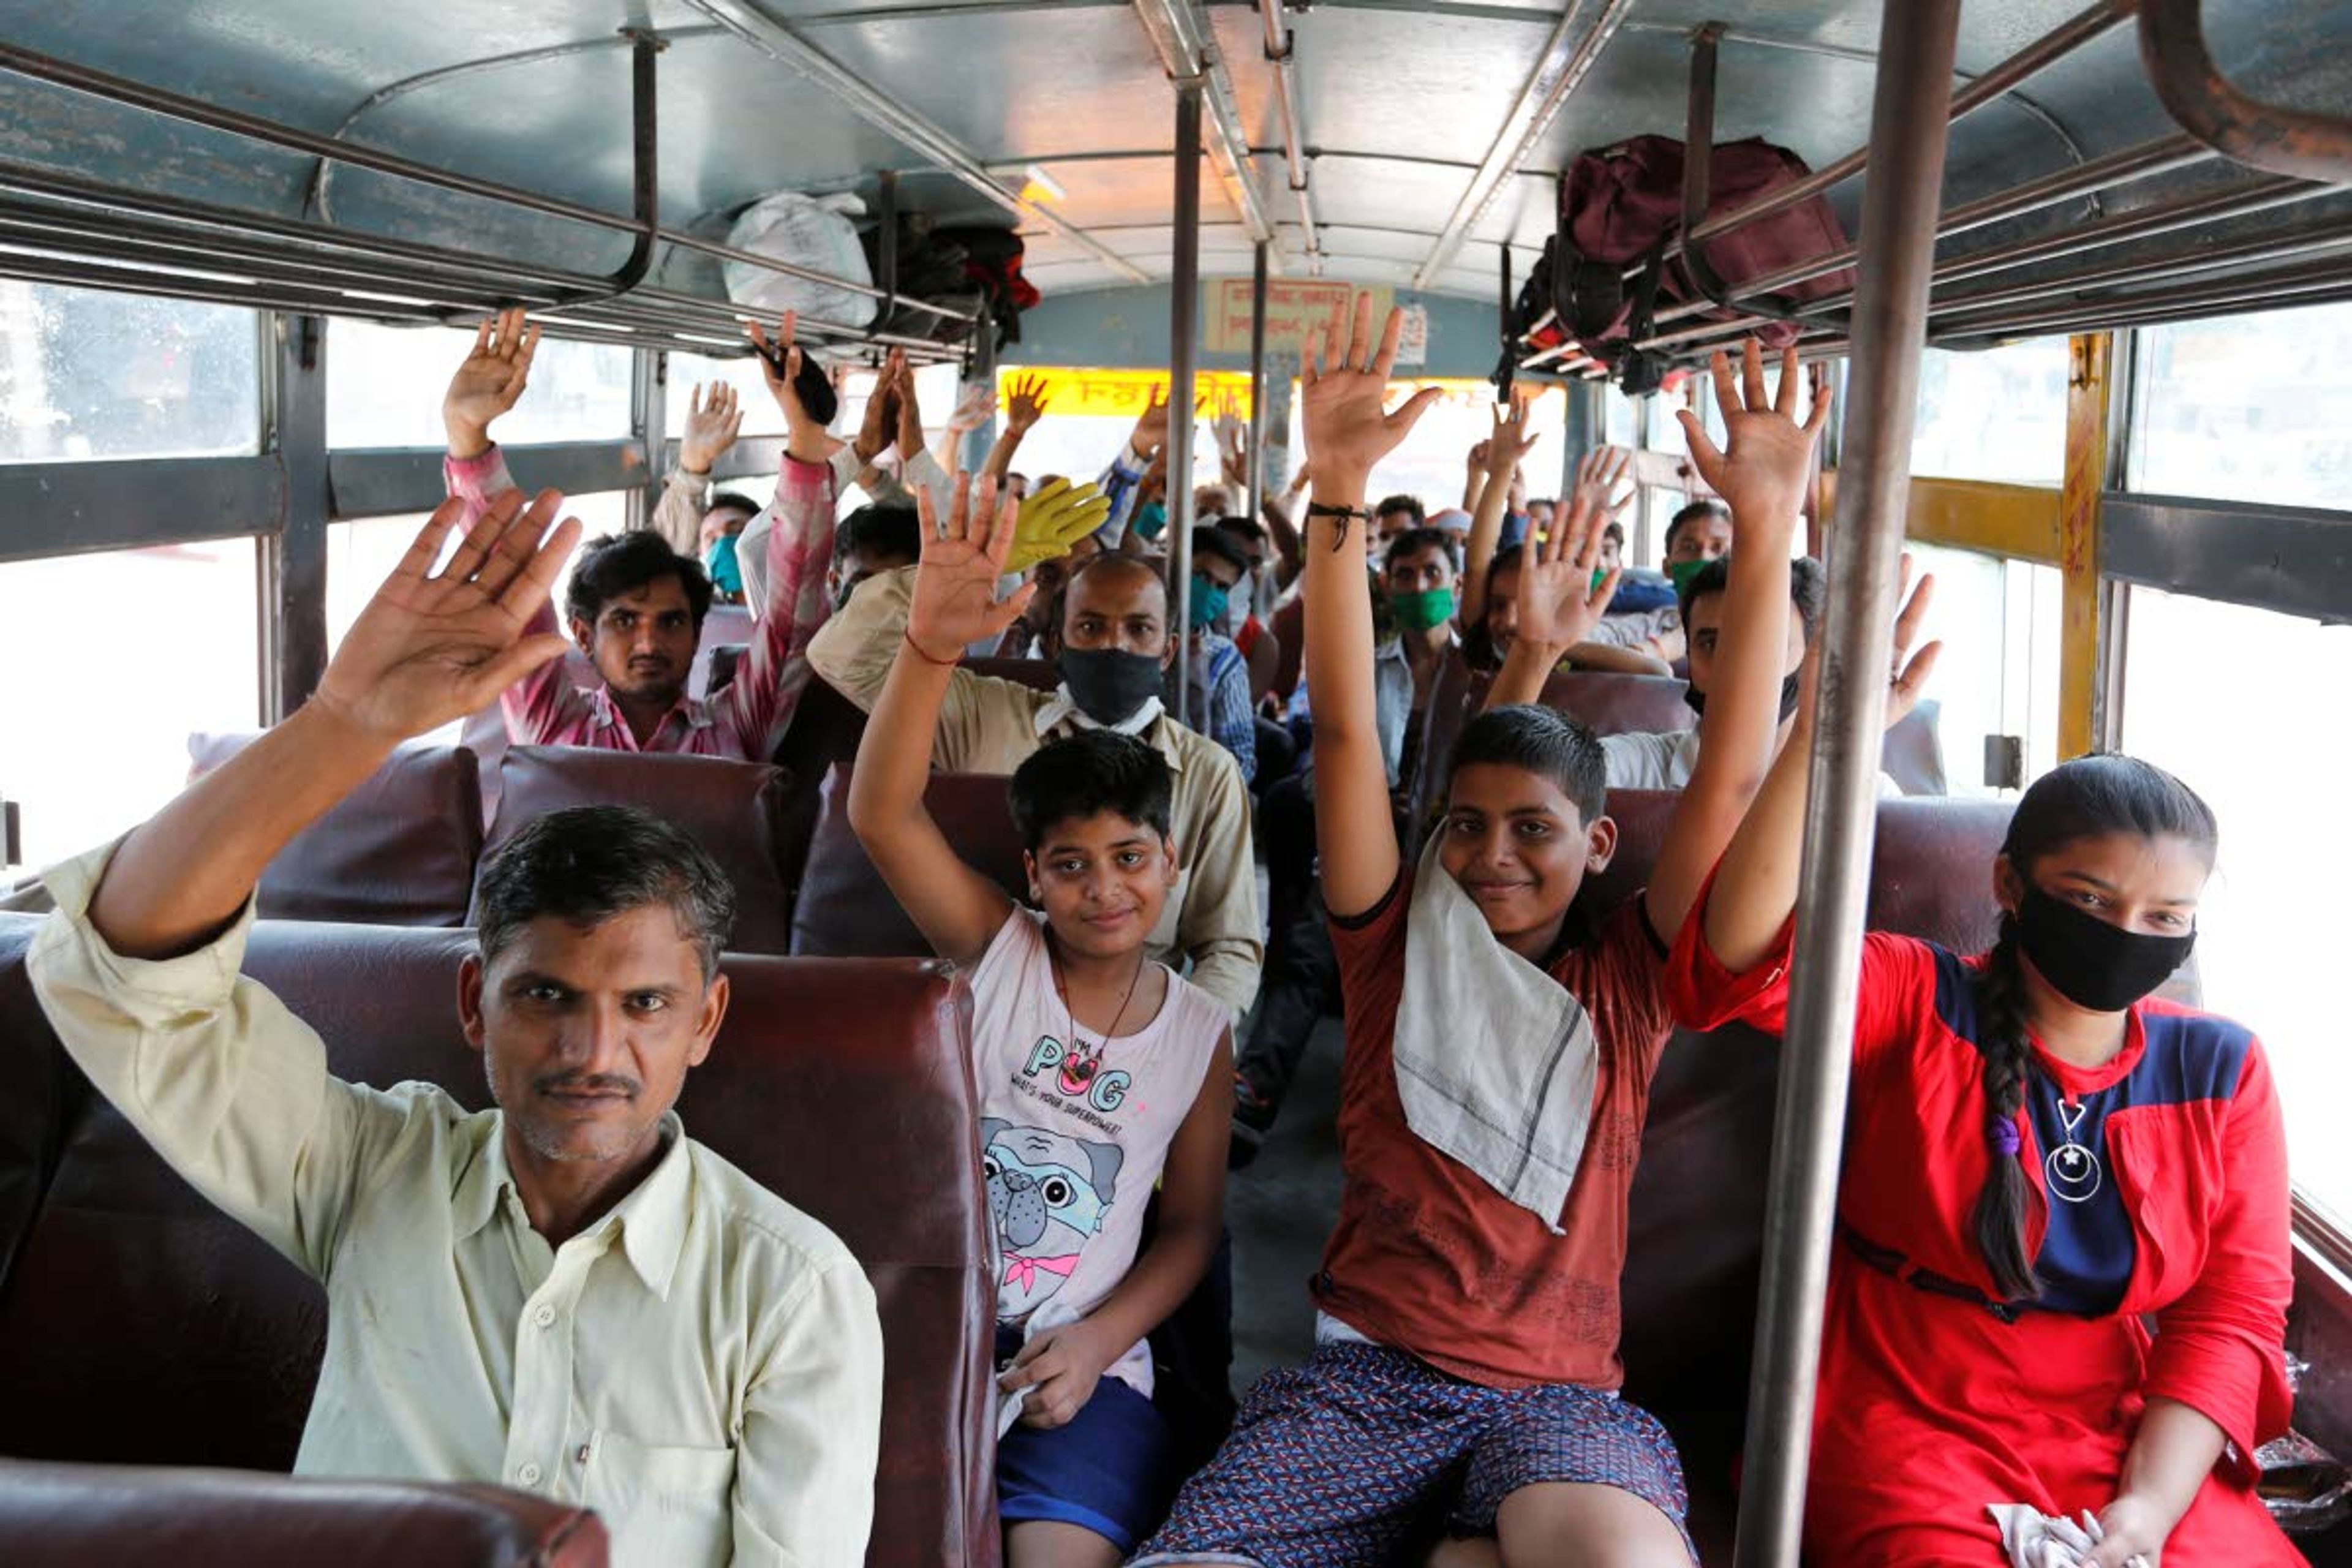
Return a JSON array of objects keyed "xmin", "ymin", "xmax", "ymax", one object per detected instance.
[
  {"xmin": 0, "ymin": 916, "xmax": 85, "ymax": 1305},
  {"xmin": 790, "ymin": 764, "xmax": 1028, "ymax": 959},
  {"xmin": 480, "ymin": 747, "xmax": 794, "ymax": 954},
  {"xmin": 187, "ymin": 736, "xmax": 482, "ymax": 927}
]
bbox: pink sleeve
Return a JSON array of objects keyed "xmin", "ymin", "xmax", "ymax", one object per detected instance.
[
  {"xmin": 442, "ymin": 446, "xmax": 518, "ymax": 529},
  {"xmin": 721, "ymin": 455, "xmax": 837, "ymax": 756},
  {"xmin": 2142, "ymin": 1039, "xmax": 2296, "ymax": 1479}
]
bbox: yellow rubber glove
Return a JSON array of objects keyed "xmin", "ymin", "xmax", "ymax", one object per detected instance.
[{"xmin": 1008, "ymin": 478, "xmax": 1113, "ymax": 573}]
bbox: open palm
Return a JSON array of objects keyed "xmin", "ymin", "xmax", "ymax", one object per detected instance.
[
  {"xmin": 1516, "ymin": 489, "xmax": 1621, "ymax": 650},
  {"xmin": 1303, "ymin": 296, "xmax": 1441, "ymax": 487},
  {"xmin": 1006, "ymin": 373, "xmax": 1050, "ymax": 435},
  {"xmin": 907, "ymin": 475, "xmax": 1036, "ymax": 661},
  {"xmin": 1676, "ymin": 341, "xmax": 1830, "ymax": 545},
  {"xmin": 443, "ymin": 307, "xmax": 540, "ymax": 448},
  {"xmin": 315, "ymin": 489, "xmax": 579, "ymax": 744}
]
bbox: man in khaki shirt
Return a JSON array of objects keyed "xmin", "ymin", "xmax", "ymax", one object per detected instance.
[
  {"xmin": 28, "ymin": 484, "xmax": 882, "ymax": 1567},
  {"xmin": 809, "ymin": 550, "xmax": 1262, "ymax": 1017}
]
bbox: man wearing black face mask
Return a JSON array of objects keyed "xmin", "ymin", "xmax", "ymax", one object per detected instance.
[{"xmin": 808, "ymin": 545, "xmax": 1262, "ymax": 1018}]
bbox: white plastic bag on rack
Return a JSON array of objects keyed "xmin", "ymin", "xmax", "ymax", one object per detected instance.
[{"xmin": 721, "ymin": 192, "xmax": 876, "ymax": 330}]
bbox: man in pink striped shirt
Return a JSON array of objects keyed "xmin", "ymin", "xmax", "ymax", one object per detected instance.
[{"xmin": 439, "ymin": 307, "xmax": 839, "ymax": 759}]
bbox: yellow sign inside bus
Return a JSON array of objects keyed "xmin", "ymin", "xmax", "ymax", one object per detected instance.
[{"xmin": 997, "ymin": 369, "xmax": 1520, "ymax": 422}]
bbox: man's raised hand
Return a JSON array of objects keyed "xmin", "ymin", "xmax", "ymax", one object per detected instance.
[
  {"xmin": 1515, "ymin": 487, "xmax": 1622, "ymax": 654},
  {"xmin": 1483, "ymin": 398, "xmax": 1540, "ymax": 476},
  {"xmin": 905, "ymin": 474, "xmax": 1036, "ymax": 662},
  {"xmin": 312, "ymin": 490, "xmax": 579, "ymax": 746},
  {"xmin": 854, "ymin": 351, "xmax": 905, "ymax": 465},
  {"xmin": 443, "ymin": 307, "xmax": 540, "ymax": 460},
  {"xmin": 1301, "ymin": 296, "xmax": 1442, "ymax": 494},
  {"xmin": 680, "ymin": 382, "xmax": 744, "ymax": 476},
  {"xmin": 1574, "ymin": 444, "xmax": 1637, "ymax": 520},
  {"xmin": 1006, "ymin": 372, "xmax": 1051, "ymax": 436},
  {"xmin": 1675, "ymin": 341, "xmax": 1830, "ymax": 547}
]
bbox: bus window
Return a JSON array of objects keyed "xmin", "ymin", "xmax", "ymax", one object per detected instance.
[
  {"xmin": 1903, "ymin": 542, "xmax": 2060, "ymax": 796},
  {"xmin": 326, "ymin": 322, "xmax": 633, "ymax": 448},
  {"xmin": 665, "ymin": 352, "xmax": 787, "ymax": 439},
  {"xmin": 1909, "ymin": 339, "xmax": 2068, "ymax": 486},
  {"xmin": 2129, "ymin": 298, "xmax": 2352, "ymax": 511},
  {"xmin": 0, "ymin": 282, "xmax": 258, "ymax": 462},
  {"xmin": 2122, "ymin": 586, "xmax": 2352, "ymax": 1224},
  {"xmin": 0, "ymin": 540, "xmax": 260, "ymax": 870},
  {"xmin": 1603, "ymin": 382, "xmax": 1639, "ymax": 450}
]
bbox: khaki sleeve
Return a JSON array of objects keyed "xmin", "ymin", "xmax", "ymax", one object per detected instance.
[
  {"xmin": 649, "ymin": 468, "xmax": 708, "ymax": 556},
  {"xmin": 807, "ymin": 564, "xmax": 919, "ymax": 715},
  {"xmin": 1171, "ymin": 745, "xmax": 1264, "ymax": 1019}
]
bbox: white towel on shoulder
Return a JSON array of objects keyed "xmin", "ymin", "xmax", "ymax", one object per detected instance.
[{"xmin": 1392, "ymin": 834, "xmax": 1599, "ymax": 1232}]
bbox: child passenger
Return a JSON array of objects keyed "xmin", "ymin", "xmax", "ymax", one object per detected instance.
[
  {"xmin": 1671, "ymin": 710, "xmax": 2298, "ymax": 1556},
  {"xmin": 846, "ymin": 473, "xmax": 1232, "ymax": 1567},
  {"xmin": 1136, "ymin": 314, "xmax": 1825, "ymax": 1566}
]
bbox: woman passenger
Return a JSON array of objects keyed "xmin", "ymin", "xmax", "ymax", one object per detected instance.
[{"xmin": 1673, "ymin": 734, "xmax": 2297, "ymax": 1566}]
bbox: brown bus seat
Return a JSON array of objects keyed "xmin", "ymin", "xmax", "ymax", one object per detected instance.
[
  {"xmin": 0, "ymin": 914, "xmax": 998, "ymax": 1568},
  {"xmin": 0, "ymin": 1458, "xmax": 609, "ymax": 1567},
  {"xmin": 187, "ymin": 735, "xmax": 483, "ymax": 928},
  {"xmin": 480, "ymin": 747, "xmax": 796, "ymax": 955},
  {"xmin": 790, "ymin": 764, "xmax": 1027, "ymax": 959}
]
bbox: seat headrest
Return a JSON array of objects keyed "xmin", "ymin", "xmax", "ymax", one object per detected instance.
[{"xmin": 791, "ymin": 764, "xmax": 1027, "ymax": 959}]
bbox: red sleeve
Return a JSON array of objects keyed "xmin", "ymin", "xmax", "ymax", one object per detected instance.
[
  {"xmin": 2142, "ymin": 1037, "xmax": 2295, "ymax": 1480},
  {"xmin": 1329, "ymin": 872, "xmax": 1411, "ymax": 1100},
  {"xmin": 1585, "ymin": 900, "xmax": 1676, "ymax": 1071}
]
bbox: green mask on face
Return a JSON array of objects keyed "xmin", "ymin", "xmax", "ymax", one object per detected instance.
[
  {"xmin": 1389, "ymin": 586, "xmax": 1457, "ymax": 632},
  {"xmin": 1667, "ymin": 556, "xmax": 1711, "ymax": 594}
]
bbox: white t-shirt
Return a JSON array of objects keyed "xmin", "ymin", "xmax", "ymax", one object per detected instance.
[
  {"xmin": 968, "ymin": 908, "xmax": 1227, "ymax": 1398},
  {"xmin": 1600, "ymin": 726, "xmax": 1904, "ymax": 796}
]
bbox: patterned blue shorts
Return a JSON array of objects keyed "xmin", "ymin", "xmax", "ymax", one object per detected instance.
[{"xmin": 1130, "ymin": 1341, "xmax": 1694, "ymax": 1566}]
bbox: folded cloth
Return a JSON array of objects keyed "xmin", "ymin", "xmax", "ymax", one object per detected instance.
[
  {"xmin": 1392, "ymin": 834, "xmax": 1597, "ymax": 1231},
  {"xmin": 1989, "ymin": 1504, "xmax": 2106, "ymax": 1568}
]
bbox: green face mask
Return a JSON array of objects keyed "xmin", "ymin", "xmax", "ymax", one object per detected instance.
[
  {"xmin": 1667, "ymin": 556, "xmax": 1712, "ymax": 594},
  {"xmin": 1389, "ymin": 586, "xmax": 1457, "ymax": 632},
  {"xmin": 1591, "ymin": 567, "xmax": 1610, "ymax": 595}
]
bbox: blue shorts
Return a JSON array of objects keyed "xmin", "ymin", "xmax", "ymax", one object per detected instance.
[
  {"xmin": 995, "ymin": 1325, "xmax": 1177, "ymax": 1551},
  {"xmin": 1131, "ymin": 1340, "xmax": 1695, "ymax": 1567}
]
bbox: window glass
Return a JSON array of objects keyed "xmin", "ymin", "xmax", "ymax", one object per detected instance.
[
  {"xmin": 327, "ymin": 492, "xmax": 633, "ymax": 655},
  {"xmin": 0, "ymin": 539, "xmax": 259, "ymax": 872},
  {"xmin": 2128, "ymin": 300, "xmax": 2352, "ymax": 510},
  {"xmin": 1910, "ymin": 339, "xmax": 2068, "ymax": 484},
  {"xmin": 1603, "ymin": 383, "xmax": 1639, "ymax": 450},
  {"xmin": 2120, "ymin": 586, "xmax": 2352, "ymax": 1220},
  {"xmin": 1904, "ymin": 542, "xmax": 2060, "ymax": 797},
  {"xmin": 326, "ymin": 320, "xmax": 634, "ymax": 448},
  {"xmin": 0, "ymin": 281, "xmax": 260, "ymax": 461},
  {"xmin": 666, "ymin": 352, "xmax": 786, "ymax": 439}
]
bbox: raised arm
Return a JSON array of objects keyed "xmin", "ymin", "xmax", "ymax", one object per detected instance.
[
  {"xmin": 1459, "ymin": 404, "xmax": 1542, "ymax": 630},
  {"xmin": 932, "ymin": 380, "xmax": 994, "ymax": 478},
  {"xmin": 1645, "ymin": 344, "xmax": 1828, "ymax": 944},
  {"xmin": 442, "ymin": 307, "xmax": 540, "ymax": 464},
  {"xmin": 654, "ymin": 381, "xmax": 742, "ymax": 556},
  {"xmin": 89, "ymin": 491, "xmax": 579, "ymax": 959},
  {"xmin": 1483, "ymin": 487, "xmax": 1622, "ymax": 710},
  {"xmin": 982, "ymin": 372, "xmax": 1049, "ymax": 483},
  {"xmin": 1261, "ymin": 462, "xmax": 1308, "ymax": 587},
  {"xmin": 1301, "ymin": 297, "xmax": 1443, "ymax": 918},
  {"xmin": 845, "ymin": 474, "xmax": 1035, "ymax": 968}
]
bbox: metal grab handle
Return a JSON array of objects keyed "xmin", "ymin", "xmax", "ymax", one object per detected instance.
[{"xmin": 2139, "ymin": 0, "xmax": 2352, "ymax": 184}]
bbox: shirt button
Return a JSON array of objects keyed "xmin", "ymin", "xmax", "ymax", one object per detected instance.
[
  {"xmin": 533, "ymin": 1304, "xmax": 556, "ymax": 1329},
  {"xmin": 576, "ymin": 1443, "xmax": 592, "ymax": 1466},
  {"xmin": 517, "ymin": 1462, "xmax": 542, "ymax": 1487}
]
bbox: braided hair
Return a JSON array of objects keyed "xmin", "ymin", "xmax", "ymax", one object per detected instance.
[{"xmin": 1969, "ymin": 754, "xmax": 2218, "ymax": 1300}]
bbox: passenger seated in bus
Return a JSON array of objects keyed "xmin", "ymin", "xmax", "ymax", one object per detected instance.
[
  {"xmin": 1672, "ymin": 665, "xmax": 2300, "ymax": 1564},
  {"xmin": 809, "ymin": 507, "xmax": 1262, "ymax": 1019},
  {"xmin": 25, "ymin": 488, "xmax": 883, "ymax": 1567},
  {"xmin": 658, "ymin": 377, "xmax": 750, "ymax": 557},
  {"xmin": 846, "ymin": 474, "xmax": 1231, "ymax": 1566},
  {"xmin": 1379, "ymin": 526, "xmax": 1462, "ymax": 777},
  {"xmin": 1662, "ymin": 496, "xmax": 1733, "ymax": 589},
  {"xmin": 1374, "ymin": 492, "xmax": 1427, "ymax": 546},
  {"xmin": 1178, "ymin": 526, "xmax": 1259, "ymax": 785},
  {"xmin": 998, "ymin": 526, "xmax": 1105, "ymax": 660},
  {"xmin": 1137, "ymin": 320, "xmax": 1816, "ymax": 1568},
  {"xmin": 1461, "ymin": 426, "xmax": 1664, "ymax": 678},
  {"xmin": 827, "ymin": 499, "xmax": 921, "ymax": 613},
  {"xmin": 1097, "ymin": 386, "xmax": 1178, "ymax": 549},
  {"xmin": 441, "ymin": 309, "xmax": 847, "ymax": 757}
]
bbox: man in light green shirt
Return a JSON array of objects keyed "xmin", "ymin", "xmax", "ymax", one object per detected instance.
[{"xmin": 28, "ymin": 484, "xmax": 882, "ymax": 1567}]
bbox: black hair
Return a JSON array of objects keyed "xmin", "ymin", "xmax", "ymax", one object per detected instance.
[
  {"xmin": 477, "ymin": 805, "xmax": 737, "ymax": 982},
  {"xmin": 1383, "ymin": 526, "xmax": 1462, "ymax": 576},
  {"xmin": 1213, "ymin": 514, "xmax": 1267, "ymax": 546},
  {"xmin": 705, "ymin": 492, "xmax": 761, "ymax": 522},
  {"xmin": 1664, "ymin": 497, "xmax": 1731, "ymax": 554},
  {"xmin": 1603, "ymin": 521, "xmax": 1626, "ymax": 547},
  {"xmin": 1374, "ymin": 494, "xmax": 1427, "ymax": 526},
  {"xmin": 1189, "ymin": 524, "xmax": 1253, "ymax": 576},
  {"xmin": 1447, "ymin": 704, "xmax": 1607, "ymax": 826},
  {"xmin": 836, "ymin": 502, "xmax": 922, "ymax": 568},
  {"xmin": 1970, "ymin": 754, "xmax": 2218, "ymax": 1300},
  {"xmin": 1487, "ymin": 541, "xmax": 1526, "ymax": 585},
  {"xmin": 1008, "ymin": 729, "xmax": 1175, "ymax": 851},
  {"xmin": 565, "ymin": 532, "xmax": 714, "ymax": 633},
  {"xmin": 1676, "ymin": 555, "xmax": 1828, "ymax": 641}
]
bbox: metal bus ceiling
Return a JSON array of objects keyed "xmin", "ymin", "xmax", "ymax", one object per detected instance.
[{"xmin": 0, "ymin": 0, "xmax": 2341, "ymax": 364}]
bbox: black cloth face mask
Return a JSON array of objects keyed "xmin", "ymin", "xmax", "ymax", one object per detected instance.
[
  {"xmin": 1684, "ymin": 670, "xmax": 1802, "ymax": 723},
  {"xmin": 1058, "ymin": 647, "xmax": 1165, "ymax": 726},
  {"xmin": 2014, "ymin": 883, "xmax": 2195, "ymax": 1013}
]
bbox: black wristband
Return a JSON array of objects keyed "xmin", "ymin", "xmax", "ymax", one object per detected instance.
[{"xmin": 1305, "ymin": 502, "xmax": 1374, "ymax": 521}]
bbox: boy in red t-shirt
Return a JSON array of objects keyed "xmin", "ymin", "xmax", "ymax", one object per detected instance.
[{"xmin": 1135, "ymin": 306, "xmax": 1828, "ymax": 1567}]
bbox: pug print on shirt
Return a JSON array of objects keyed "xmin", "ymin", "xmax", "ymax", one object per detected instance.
[{"xmin": 969, "ymin": 909, "xmax": 1227, "ymax": 1396}]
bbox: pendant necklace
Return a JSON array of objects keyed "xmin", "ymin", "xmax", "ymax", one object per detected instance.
[
  {"xmin": 1047, "ymin": 931, "xmax": 1145, "ymax": 1058},
  {"xmin": 2045, "ymin": 1096, "xmax": 2105, "ymax": 1204}
]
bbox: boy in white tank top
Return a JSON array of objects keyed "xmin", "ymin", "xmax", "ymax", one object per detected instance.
[{"xmin": 848, "ymin": 472, "xmax": 1233, "ymax": 1567}]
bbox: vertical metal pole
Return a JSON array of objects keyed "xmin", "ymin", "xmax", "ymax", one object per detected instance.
[
  {"xmin": 1170, "ymin": 77, "xmax": 1204, "ymax": 725},
  {"xmin": 2059, "ymin": 330, "xmax": 2119, "ymax": 759},
  {"xmin": 261, "ymin": 311, "xmax": 330, "ymax": 725},
  {"xmin": 1561, "ymin": 380, "xmax": 1599, "ymax": 494},
  {"xmin": 1246, "ymin": 240, "xmax": 1270, "ymax": 526},
  {"xmin": 626, "ymin": 345, "xmax": 665, "ymax": 533},
  {"xmin": 1730, "ymin": 4, "xmax": 1961, "ymax": 1566},
  {"xmin": 965, "ymin": 325, "xmax": 1000, "ymax": 478}
]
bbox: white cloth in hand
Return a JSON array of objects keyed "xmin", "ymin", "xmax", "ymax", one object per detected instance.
[{"xmin": 1989, "ymin": 1504, "xmax": 2106, "ymax": 1567}]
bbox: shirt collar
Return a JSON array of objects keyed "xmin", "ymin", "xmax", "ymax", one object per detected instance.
[
  {"xmin": 1027, "ymin": 685, "xmax": 1189, "ymax": 774},
  {"xmin": 454, "ymin": 1110, "xmax": 695, "ymax": 1298},
  {"xmin": 588, "ymin": 685, "xmax": 715, "ymax": 742}
]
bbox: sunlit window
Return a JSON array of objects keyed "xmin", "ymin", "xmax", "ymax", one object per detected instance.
[
  {"xmin": 2128, "ymin": 300, "xmax": 2352, "ymax": 510},
  {"xmin": 666, "ymin": 350, "xmax": 787, "ymax": 439},
  {"xmin": 0, "ymin": 281, "xmax": 259, "ymax": 462},
  {"xmin": 2120, "ymin": 585, "xmax": 2352, "ymax": 1222},
  {"xmin": 1910, "ymin": 339, "xmax": 2068, "ymax": 485},
  {"xmin": 0, "ymin": 540, "xmax": 260, "ymax": 870},
  {"xmin": 1904, "ymin": 542, "xmax": 2060, "ymax": 797},
  {"xmin": 326, "ymin": 320, "xmax": 633, "ymax": 448}
]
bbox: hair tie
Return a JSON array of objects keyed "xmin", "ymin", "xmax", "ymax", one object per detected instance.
[{"xmin": 1987, "ymin": 1117, "xmax": 2021, "ymax": 1158}]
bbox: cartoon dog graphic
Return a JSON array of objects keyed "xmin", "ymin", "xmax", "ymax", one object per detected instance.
[{"xmin": 981, "ymin": 1118, "xmax": 1123, "ymax": 1319}]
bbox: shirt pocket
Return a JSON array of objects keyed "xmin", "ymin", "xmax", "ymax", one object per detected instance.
[{"xmin": 581, "ymin": 1427, "xmax": 736, "ymax": 1567}]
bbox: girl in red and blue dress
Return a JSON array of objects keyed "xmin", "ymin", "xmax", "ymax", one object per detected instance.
[{"xmin": 1674, "ymin": 713, "xmax": 2298, "ymax": 1565}]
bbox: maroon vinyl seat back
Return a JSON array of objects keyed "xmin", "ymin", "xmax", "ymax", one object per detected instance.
[
  {"xmin": 690, "ymin": 605, "xmax": 756, "ymax": 699},
  {"xmin": 1538, "ymin": 670, "xmax": 1697, "ymax": 737},
  {"xmin": 772, "ymin": 679, "xmax": 872, "ymax": 899},
  {"xmin": 959, "ymin": 656, "xmax": 1060, "ymax": 692},
  {"xmin": 0, "ymin": 918, "xmax": 86, "ymax": 1305},
  {"xmin": 189, "ymin": 735, "xmax": 483, "ymax": 927},
  {"xmin": 791, "ymin": 764, "xmax": 1028, "ymax": 959},
  {"xmin": 0, "ymin": 922, "xmax": 997, "ymax": 1568},
  {"xmin": 481, "ymin": 748, "xmax": 794, "ymax": 954},
  {"xmin": 1403, "ymin": 650, "xmax": 1480, "ymax": 829},
  {"xmin": 0, "ymin": 1460, "xmax": 608, "ymax": 1568}
]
